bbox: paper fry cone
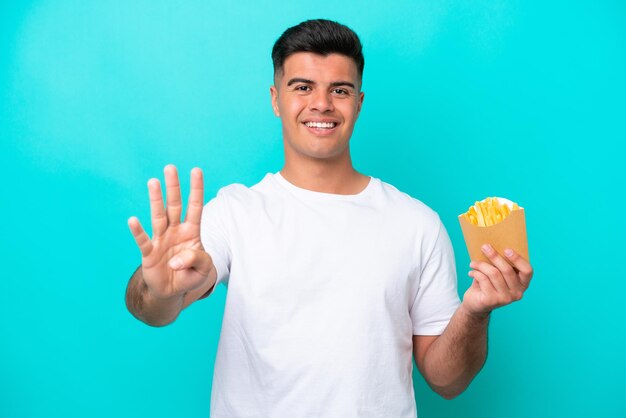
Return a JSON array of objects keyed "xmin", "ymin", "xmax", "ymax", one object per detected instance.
[{"xmin": 458, "ymin": 204, "xmax": 529, "ymax": 264}]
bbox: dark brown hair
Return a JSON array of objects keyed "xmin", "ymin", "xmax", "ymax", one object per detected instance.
[{"xmin": 272, "ymin": 19, "xmax": 364, "ymax": 80}]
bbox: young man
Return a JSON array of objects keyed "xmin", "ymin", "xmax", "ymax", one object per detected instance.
[{"xmin": 126, "ymin": 19, "xmax": 533, "ymax": 417}]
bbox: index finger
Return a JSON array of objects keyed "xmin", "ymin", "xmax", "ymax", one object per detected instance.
[
  {"xmin": 184, "ymin": 167, "xmax": 204, "ymax": 226},
  {"xmin": 504, "ymin": 248, "xmax": 534, "ymax": 287},
  {"xmin": 148, "ymin": 178, "xmax": 168, "ymax": 237}
]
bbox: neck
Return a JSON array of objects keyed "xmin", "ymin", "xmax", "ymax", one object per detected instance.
[{"xmin": 280, "ymin": 152, "xmax": 369, "ymax": 195}]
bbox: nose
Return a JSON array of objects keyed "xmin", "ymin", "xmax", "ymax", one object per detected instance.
[{"xmin": 309, "ymin": 89, "xmax": 334, "ymax": 113}]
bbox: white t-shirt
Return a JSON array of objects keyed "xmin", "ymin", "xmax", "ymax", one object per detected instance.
[{"xmin": 200, "ymin": 172, "xmax": 461, "ymax": 418}]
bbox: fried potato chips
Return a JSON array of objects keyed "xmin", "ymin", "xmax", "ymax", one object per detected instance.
[{"xmin": 461, "ymin": 197, "xmax": 520, "ymax": 227}]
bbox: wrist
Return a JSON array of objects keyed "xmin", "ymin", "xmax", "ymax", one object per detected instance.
[
  {"xmin": 145, "ymin": 284, "xmax": 184, "ymax": 304},
  {"xmin": 459, "ymin": 303, "xmax": 491, "ymax": 324},
  {"xmin": 141, "ymin": 288, "xmax": 184, "ymax": 327}
]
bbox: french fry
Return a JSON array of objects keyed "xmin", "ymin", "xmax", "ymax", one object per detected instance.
[{"xmin": 461, "ymin": 197, "xmax": 520, "ymax": 227}]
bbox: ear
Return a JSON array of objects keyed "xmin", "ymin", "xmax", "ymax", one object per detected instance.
[
  {"xmin": 270, "ymin": 85, "xmax": 280, "ymax": 117},
  {"xmin": 357, "ymin": 91, "xmax": 365, "ymax": 114}
]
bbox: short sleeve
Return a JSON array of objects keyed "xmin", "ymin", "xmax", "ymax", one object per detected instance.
[
  {"xmin": 199, "ymin": 190, "xmax": 232, "ymax": 299},
  {"xmin": 410, "ymin": 220, "xmax": 461, "ymax": 335}
]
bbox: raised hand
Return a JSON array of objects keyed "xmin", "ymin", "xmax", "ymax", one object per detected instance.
[
  {"xmin": 462, "ymin": 244, "xmax": 534, "ymax": 318},
  {"xmin": 128, "ymin": 165, "xmax": 213, "ymax": 301}
]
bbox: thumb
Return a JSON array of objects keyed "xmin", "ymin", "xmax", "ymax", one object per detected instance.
[{"xmin": 168, "ymin": 249, "xmax": 213, "ymax": 277}]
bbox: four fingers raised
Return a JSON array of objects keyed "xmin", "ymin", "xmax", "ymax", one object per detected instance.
[{"xmin": 135, "ymin": 166, "xmax": 205, "ymax": 240}]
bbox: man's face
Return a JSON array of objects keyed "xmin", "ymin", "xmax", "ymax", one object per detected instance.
[{"xmin": 270, "ymin": 52, "xmax": 364, "ymax": 163}]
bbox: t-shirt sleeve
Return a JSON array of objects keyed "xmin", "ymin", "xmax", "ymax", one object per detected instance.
[
  {"xmin": 198, "ymin": 190, "xmax": 232, "ymax": 299},
  {"xmin": 410, "ymin": 220, "xmax": 461, "ymax": 335}
]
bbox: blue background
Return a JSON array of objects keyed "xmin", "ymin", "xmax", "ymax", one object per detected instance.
[{"xmin": 2, "ymin": 1, "xmax": 625, "ymax": 417}]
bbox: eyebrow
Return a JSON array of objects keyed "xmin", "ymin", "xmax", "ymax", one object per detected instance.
[{"xmin": 286, "ymin": 78, "xmax": 356, "ymax": 89}]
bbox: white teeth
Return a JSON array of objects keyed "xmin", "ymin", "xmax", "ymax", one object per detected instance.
[{"xmin": 305, "ymin": 122, "xmax": 336, "ymax": 129}]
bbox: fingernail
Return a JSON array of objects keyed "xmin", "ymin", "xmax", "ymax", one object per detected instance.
[
  {"xmin": 169, "ymin": 257, "xmax": 182, "ymax": 269},
  {"xmin": 469, "ymin": 261, "xmax": 477, "ymax": 269},
  {"xmin": 481, "ymin": 244, "xmax": 492, "ymax": 254},
  {"xmin": 504, "ymin": 249, "xmax": 514, "ymax": 258}
]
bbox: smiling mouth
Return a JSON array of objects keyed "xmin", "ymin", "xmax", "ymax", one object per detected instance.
[{"xmin": 304, "ymin": 121, "xmax": 337, "ymax": 129}]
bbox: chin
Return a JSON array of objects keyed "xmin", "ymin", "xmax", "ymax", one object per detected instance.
[
  {"xmin": 305, "ymin": 146, "xmax": 349, "ymax": 161},
  {"xmin": 284, "ymin": 135, "xmax": 350, "ymax": 161}
]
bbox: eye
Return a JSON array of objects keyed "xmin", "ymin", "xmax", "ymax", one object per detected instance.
[
  {"xmin": 295, "ymin": 85, "xmax": 311, "ymax": 92},
  {"xmin": 332, "ymin": 88, "xmax": 349, "ymax": 95}
]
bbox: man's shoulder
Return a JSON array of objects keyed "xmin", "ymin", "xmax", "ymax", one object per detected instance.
[
  {"xmin": 375, "ymin": 179, "xmax": 441, "ymax": 224},
  {"xmin": 212, "ymin": 173, "xmax": 274, "ymax": 199}
]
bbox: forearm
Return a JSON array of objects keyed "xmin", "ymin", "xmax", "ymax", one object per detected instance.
[
  {"xmin": 421, "ymin": 305, "xmax": 489, "ymax": 399},
  {"xmin": 125, "ymin": 266, "xmax": 184, "ymax": 327}
]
